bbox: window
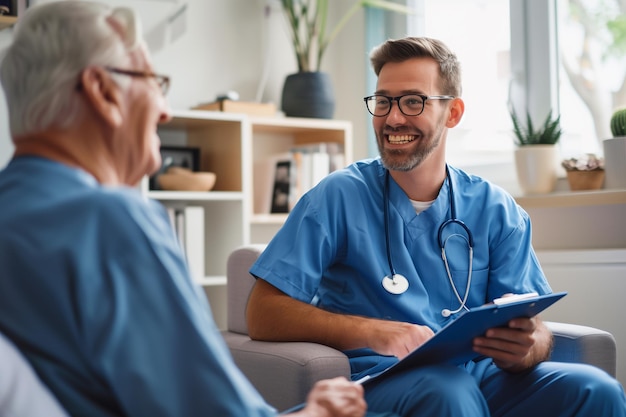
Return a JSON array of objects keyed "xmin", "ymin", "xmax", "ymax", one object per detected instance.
[
  {"xmin": 366, "ymin": 0, "xmax": 625, "ymax": 193},
  {"xmin": 557, "ymin": 0, "xmax": 626, "ymax": 156},
  {"xmin": 406, "ymin": 0, "xmax": 513, "ymax": 168}
]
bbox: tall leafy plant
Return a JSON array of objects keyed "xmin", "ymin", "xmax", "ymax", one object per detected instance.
[
  {"xmin": 510, "ymin": 109, "xmax": 562, "ymax": 146},
  {"xmin": 281, "ymin": 0, "xmax": 413, "ymax": 72}
]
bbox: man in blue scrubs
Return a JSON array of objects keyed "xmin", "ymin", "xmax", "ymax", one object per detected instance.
[
  {"xmin": 0, "ymin": 2, "xmax": 367, "ymax": 417},
  {"xmin": 247, "ymin": 37, "xmax": 626, "ymax": 416}
]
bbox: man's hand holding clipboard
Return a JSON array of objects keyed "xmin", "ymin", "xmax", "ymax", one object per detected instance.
[
  {"xmin": 361, "ymin": 291, "xmax": 568, "ymax": 385},
  {"xmin": 473, "ymin": 292, "xmax": 558, "ymax": 372}
]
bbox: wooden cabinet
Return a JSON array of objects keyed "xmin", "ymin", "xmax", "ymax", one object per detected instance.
[{"xmin": 148, "ymin": 110, "xmax": 353, "ymax": 328}]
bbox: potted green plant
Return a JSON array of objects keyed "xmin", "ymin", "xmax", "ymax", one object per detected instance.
[
  {"xmin": 280, "ymin": 0, "xmax": 413, "ymax": 119},
  {"xmin": 509, "ymin": 109, "xmax": 562, "ymax": 194},
  {"xmin": 609, "ymin": 107, "xmax": 626, "ymax": 138},
  {"xmin": 561, "ymin": 154, "xmax": 605, "ymax": 191},
  {"xmin": 603, "ymin": 107, "xmax": 626, "ymax": 189}
]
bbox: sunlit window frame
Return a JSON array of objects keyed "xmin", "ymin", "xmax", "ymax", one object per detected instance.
[{"xmin": 509, "ymin": 1, "xmax": 559, "ymax": 132}]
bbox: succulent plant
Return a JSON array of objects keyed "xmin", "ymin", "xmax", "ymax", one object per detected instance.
[
  {"xmin": 510, "ymin": 109, "xmax": 562, "ymax": 146},
  {"xmin": 610, "ymin": 107, "xmax": 626, "ymax": 137},
  {"xmin": 561, "ymin": 154, "xmax": 604, "ymax": 171}
]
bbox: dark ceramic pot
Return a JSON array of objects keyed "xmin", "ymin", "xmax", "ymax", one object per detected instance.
[{"xmin": 281, "ymin": 72, "xmax": 335, "ymax": 119}]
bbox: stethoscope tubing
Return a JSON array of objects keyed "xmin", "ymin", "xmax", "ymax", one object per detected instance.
[{"xmin": 383, "ymin": 165, "xmax": 475, "ymax": 316}]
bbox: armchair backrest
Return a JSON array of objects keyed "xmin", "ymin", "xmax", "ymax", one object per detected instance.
[{"xmin": 226, "ymin": 244, "xmax": 268, "ymax": 335}]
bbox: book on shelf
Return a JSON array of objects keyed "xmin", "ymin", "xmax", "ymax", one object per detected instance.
[
  {"xmin": 174, "ymin": 208, "xmax": 185, "ymax": 255},
  {"xmin": 263, "ymin": 142, "xmax": 345, "ymax": 215},
  {"xmin": 166, "ymin": 206, "xmax": 205, "ymax": 281},
  {"xmin": 290, "ymin": 142, "xmax": 344, "ymax": 205}
]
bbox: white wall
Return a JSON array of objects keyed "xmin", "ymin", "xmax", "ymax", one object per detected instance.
[{"xmin": 538, "ymin": 249, "xmax": 626, "ymax": 385}]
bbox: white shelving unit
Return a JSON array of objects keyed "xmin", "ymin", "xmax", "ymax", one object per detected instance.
[{"xmin": 146, "ymin": 110, "xmax": 353, "ymax": 328}]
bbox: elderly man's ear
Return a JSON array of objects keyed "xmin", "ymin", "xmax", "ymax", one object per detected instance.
[{"xmin": 79, "ymin": 67, "xmax": 124, "ymax": 128}]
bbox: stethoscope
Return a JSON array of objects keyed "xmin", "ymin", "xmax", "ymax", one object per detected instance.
[{"xmin": 382, "ymin": 165, "xmax": 474, "ymax": 318}]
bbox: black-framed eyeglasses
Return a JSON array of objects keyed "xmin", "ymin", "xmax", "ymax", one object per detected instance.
[
  {"xmin": 105, "ymin": 67, "xmax": 171, "ymax": 96},
  {"xmin": 363, "ymin": 94, "xmax": 455, "ymax": 117}
]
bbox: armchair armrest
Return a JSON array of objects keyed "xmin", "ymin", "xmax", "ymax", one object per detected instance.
[
  {"xmin": 221, "ymin": 332, "xmax": 350, "ymax": 412},
  {"xmin": 546, "ymin": 321, "xmax": 616, "ymax": 377},
  {"xmin": 224, "ymin": 245, "xmax": 351, "ymax": 411}
]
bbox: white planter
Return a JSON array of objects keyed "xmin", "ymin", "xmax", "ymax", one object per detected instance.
[
  {"xmin": 514, "ymin": 145, "xmax": 558, "ymax": 194},
  {"xmin": 603, "ymin": 137, "xmax": 626, "ymax": 189}
]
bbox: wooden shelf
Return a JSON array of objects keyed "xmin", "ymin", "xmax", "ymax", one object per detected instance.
[
  {"xmin": 250, "ymin": 115, "xmax": 353, "ymax": 132},
  {"xmin": 251, "ymin": 213, "xmax": 289, "ymax": 224},
  {"xmin": 160, "ymin": 109, "xmax": 243, "ymax": 128},
  {"xmin": 0, "ymin": 15, "xmax": 17, "ymax": 30},
  {"xmin": 147, "ymin": 190, "xmax": 244, "ymax": 202},
  {"xmin": 515, "ymin": 189, "xmax": 626, "ymax": 209}
]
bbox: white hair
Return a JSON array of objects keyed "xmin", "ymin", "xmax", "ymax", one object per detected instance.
[{"xmin": 0, "ymin": 0, "xmax": 145, "ymax": 137}]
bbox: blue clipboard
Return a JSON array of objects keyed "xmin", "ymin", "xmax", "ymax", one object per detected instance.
[
  {"xmin": 362, "ymin": 291, "xmax": 568, "ymax": 386},
  {"xmin": 280, "ymin": 292, "xmax": 567, "ymax": 413}
]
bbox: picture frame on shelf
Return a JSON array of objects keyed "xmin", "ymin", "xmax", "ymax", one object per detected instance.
[
  {"xmin": 150, "ymin": 145, "xmax": 200, "ymax": 190},
  {"xmin": 0, "ymin": 1, "xmax": 11, "ymax": 16},
  {"xmin": 2, "ymin": 0, "xmax": 28, "ymax": 17},
  {"xmin": 270, "ymin": 159, "xmax": 292, "ymax": 213}
]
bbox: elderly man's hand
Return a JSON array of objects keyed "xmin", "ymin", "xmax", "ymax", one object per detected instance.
[{"xmin": 295, "ymin": 377, "xmax": 367, "ymax": 417}]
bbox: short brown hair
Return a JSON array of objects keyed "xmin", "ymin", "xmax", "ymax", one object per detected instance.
[{"xmin": 369, "ymin": 37, "xmax": 462, "ymax": 97}]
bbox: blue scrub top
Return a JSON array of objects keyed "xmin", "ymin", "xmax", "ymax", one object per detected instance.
[
  {"xmin": 0, "ymin": 157, "xmax": 275, "ymax": 417},
  {"xmin": 251, "ymin": 158, "xmax": 551, "ymax": 377}
]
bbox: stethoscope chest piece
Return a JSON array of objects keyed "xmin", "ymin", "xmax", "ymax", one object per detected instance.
[{"xmin": 382, "ymin": 273, "xmax": 409, "ymax": 295}]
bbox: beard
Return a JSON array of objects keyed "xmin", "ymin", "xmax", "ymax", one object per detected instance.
[
  {"xmin": 379, "ymin": 139, "xmax": 436, "ymax": 171},
  {"xmin": 377, "ymin": 116, "xmax": 447, "ymax": 172}
]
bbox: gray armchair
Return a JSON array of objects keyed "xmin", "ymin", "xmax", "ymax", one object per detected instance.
[{"xmin": 221, "ymin": 244, "xmax": 618, "ymax": 412}]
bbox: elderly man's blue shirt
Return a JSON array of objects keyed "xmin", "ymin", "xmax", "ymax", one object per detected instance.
[{"xmin": 0, "ymin": 156, "xmax": 274, "ymax": 417}]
